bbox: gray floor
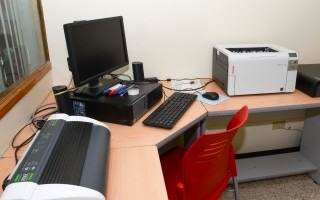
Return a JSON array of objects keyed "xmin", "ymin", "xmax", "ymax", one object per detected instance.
[{"xmin": 220, "ymin": 174, "xmax": 320, "ymax": 200}]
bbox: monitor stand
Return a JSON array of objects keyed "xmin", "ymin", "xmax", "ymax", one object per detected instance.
[{"xmin": 73, "ymin": 78, "xmax": 121, "ymax": 97}]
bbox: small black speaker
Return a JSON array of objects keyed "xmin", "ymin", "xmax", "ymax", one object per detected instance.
[
  {"xmin": 52, "ymin": 85, "xmax": 74, "ymax": 115},
  {"xmin": 132, "ymin": 61, "xmax": 145, "ymax": 82}
]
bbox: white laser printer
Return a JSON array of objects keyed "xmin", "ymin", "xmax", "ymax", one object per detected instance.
[{"xmin": 212, "ymin": 44, "xmax": 298, "ymax": 96}]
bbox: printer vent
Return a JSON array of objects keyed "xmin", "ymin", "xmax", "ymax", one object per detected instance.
[
  {"xmin": 226, "ymin": 47, "xmax": 278, "ymax": 53},
  {"xmin": 39, "ymin": 121, "xmax": 92, "ymax": 185}
]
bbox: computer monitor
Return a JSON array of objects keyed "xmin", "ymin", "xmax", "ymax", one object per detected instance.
[{"xmin": 63, "ymin": 16, "xmax": 129, "ymax": 96}]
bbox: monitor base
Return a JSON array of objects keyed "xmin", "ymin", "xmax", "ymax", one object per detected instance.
[{"xmin": 74, "ymin": 78, "xmax": 121, "ymax": 97}]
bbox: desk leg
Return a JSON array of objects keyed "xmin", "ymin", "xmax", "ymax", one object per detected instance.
[
  {"xmin": 300, "ymin": 108, "xmax": 320, "ymax": 184},
  {"xmin": 200, "ymin": 119, "xmax": 206, "ymax": 135},
  {"xmin": 184, "ymin": 119, "xmax": 206, "ymax": 148}
]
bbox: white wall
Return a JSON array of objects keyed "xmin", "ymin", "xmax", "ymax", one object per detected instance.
[
  {"xmin": 0, "ymin": 72, "xmax": 52, "ymax": 156},
  {"xmin": 206, "ymin": 110, "xmax": 305, "ymax": 154},
  {"xmin": 42, "ymin": 0, "xmax": 320, "ymax": 85}
]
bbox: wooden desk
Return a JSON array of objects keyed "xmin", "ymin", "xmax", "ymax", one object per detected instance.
[
  {"xmin": 0, "ymin": 158, "xmax": 15, "ymax": 193},
  {"xmin": 0, "ymin": 85, "xmax": 207, "ymax": 199},
  {"xmin": 0, "ymin": 147, "xmax": 169, "ymax": 199},
  {"xmin": 204, "ymin": 82, "xmax": 320, "ymax": 115},
  {"xmin": 107, "ymin": 146, "xmax": 167, "ymax": 200},
  {"xmin": 108, "ymin": 97, "xmax": 207, "ymax": 149},
  {"xmin": 203, "ymin": 81, "xmax": 320, "ymax": 183},
  {"xmin": 1, "ymin": 80, "xmax": 320, "ymax": 199}
]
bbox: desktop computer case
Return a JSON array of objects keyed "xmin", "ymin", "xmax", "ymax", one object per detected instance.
[{"xmin": 69, "ymin": 83, "xmax": 163, "ymax": 125}]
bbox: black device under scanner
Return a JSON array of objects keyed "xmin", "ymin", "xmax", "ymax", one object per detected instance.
[{"xmin": 296, "ymin": 64, "xmax": 320, "ymax": 97}]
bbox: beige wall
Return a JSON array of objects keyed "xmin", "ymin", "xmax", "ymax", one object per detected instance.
[
  {"xmin": 42, "ymin": 0, "xmax": 320, "ymax": 85},
  {"xmin": 0, "ymin": 72, "xmax": 52, "ymax": 156},
  {"xmin": 206, "ymin": 110, "xmax": 305, "ymax": 154}
]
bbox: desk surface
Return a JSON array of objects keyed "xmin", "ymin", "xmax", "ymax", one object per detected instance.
[
  {"xmin": 107, "ymin": 91, "xmax": 207, "ymax": 148},
  {"xmin": 204, "ymin": 80, "xmax": 320, "ymax": 115},
  {"xmin": 107, "ymin": 146, "xmax": 166, "ymax": 200},
  {"xmin": 1, "ymin": 80, "xmax": 320, "ymax": 199}
]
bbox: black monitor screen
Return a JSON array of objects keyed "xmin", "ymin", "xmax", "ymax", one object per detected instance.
[{"xmin": 63, "ymin": 16, "xmax": 129, "ymax": 89}]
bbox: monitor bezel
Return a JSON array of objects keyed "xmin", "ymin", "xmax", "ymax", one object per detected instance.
[{"xmin": 63, "ymin": 16, "xmax": 129, "ymax": 88}]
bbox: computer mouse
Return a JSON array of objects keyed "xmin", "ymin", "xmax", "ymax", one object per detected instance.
[{"xmin": 202, "ymin": 92, "xmax": 219, "ymax": 100}]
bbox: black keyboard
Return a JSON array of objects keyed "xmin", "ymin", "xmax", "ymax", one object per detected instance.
[{"xmin": 143, "ymin": 92, "xmax": 197, "ymax": 129}]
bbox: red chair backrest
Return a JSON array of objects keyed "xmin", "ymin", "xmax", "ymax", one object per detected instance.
[{"xmin": 180, "ymin": 105, "xmax": 248, "ymax": 200}]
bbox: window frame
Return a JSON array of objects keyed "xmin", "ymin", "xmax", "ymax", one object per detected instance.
[{"xmin": 0, "ymin": 0, "xmax": 51, "ymax": 119}]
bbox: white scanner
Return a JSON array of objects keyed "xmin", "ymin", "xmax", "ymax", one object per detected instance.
[{"xmin": 212, "ymin": 44, "xmax": 298, "ymax": 96}]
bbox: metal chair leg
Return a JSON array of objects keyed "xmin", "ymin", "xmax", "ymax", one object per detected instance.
[{"xmin": 232, "ymin": 176, "xmax": 240, "ymax": 200}]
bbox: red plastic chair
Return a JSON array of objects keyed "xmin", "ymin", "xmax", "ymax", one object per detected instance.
[{"xmin": 160, "ymin": 105, "xmax": 249, "ymax": 200}]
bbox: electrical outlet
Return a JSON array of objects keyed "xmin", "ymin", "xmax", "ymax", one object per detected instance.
[{"xmin": 272, "ymin": 121, "xmax": 285, "ymax": 130}]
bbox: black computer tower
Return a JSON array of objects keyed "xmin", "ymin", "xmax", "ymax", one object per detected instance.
[{"xmin": 69, "ymin": 83, "xmax": 163, "ymax": 125}]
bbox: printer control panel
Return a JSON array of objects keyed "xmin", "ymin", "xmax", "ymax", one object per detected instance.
[
  {"xmin": 9, "ymin": 120, "xmax": 64, "ymax": 183},
  {"xmin": 288, "ymin": 52, "xmax": 299, "ymax": 71}
]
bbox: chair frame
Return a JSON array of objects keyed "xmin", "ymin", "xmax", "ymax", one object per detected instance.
[{"xmin": 161, "ymin": 105, "xmax": 249, "ymax": 200}]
